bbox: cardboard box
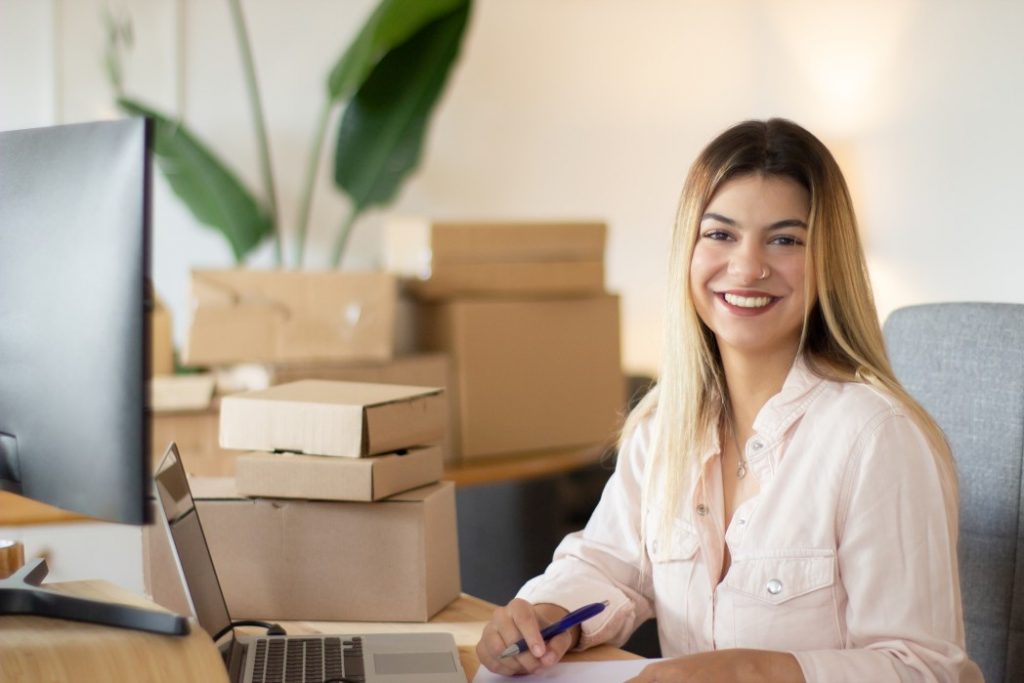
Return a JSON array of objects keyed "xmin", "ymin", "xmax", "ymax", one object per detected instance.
[
  {"xmin": 219, "ymin": 380, "xmax": 446, "ymax": 458},
  {"xmin": 150, "ymin": 296, "xmax": 174, "ymax": 376},
  {"xmin": 151, "ymin": 406, "xmax": 241, "ymax": 477},
  {"xmin": 235, "ymin": 445, "xmax": 443, "ymax": 502},
  {"xmin": 416, "ymin": 295, "xmax": 625, "ymax": 460},
  {"xmin": 183, "ymin": 269, "xmax": 398, "ymax": 365},
  {"xmin": 215, "ymin": 353, "xmax": 456, "ymax": 464},
  {"xmin": 384, "ymin": 219, "xmax": 606, "ymax": 299},
  {"xmin": 143, "ymin": 480, "xmax": 461, "ymax": 622}
]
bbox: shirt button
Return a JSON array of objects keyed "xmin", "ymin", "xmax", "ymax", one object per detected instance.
[
  {"xmin": 766, "ymin": 579, "xmax": 783, "ymax": 595},
  {"xmin": 750, "ymin": 438, "xmax": 765, "ymax": 451},
  {"xmin": 736, "ymin": 518, "xmax": 746, "ymax": 526},
  {"xmin": 696, "ymin": 504, "xmax": 708, "ymax": 516}
]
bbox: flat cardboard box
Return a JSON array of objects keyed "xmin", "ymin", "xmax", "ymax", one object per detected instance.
[
  {"xmin": 415, "ymin": 295, "xmax": 625, "ymax": 460},
  {"xmin": 219, "ymin": 380, "xmax": 446, "ymax": 458},
  {"xmin": 151, "ymin": 406, "xmax": 241, "ymax": 477},
  {"xmin": 214, "ymin": 353, "xmax": 455, "ymax": 464},
  {"xmin": 235, "ymin": 445, "xmax": 444, "ymax": 502},
  {"xmin": 143, "ymin": 480, "xmax": 460, "ymax": 622},
  {"xmin": 384, "ymin": 219, "xmax": 606, "ymax": 299},
  {"xmin": 183, "ymin": 269, "xmax": 397, "ymax": 365}
]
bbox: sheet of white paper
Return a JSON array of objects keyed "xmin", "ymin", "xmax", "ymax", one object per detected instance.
[{"xmin": 473, "ymin": 658, "xmax": 659, "ymax": 682}]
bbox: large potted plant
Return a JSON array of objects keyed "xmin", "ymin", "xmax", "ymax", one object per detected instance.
[{"xmin": 104, "ymin": 0, "xmax": 472, "ymax": 365}]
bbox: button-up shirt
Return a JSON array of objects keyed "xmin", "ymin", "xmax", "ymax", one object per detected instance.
[{"xmin": 518, "ymin": 357, "xmax": 983, "ymax": 682}]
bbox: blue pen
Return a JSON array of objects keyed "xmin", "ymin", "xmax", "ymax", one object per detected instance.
[{"xmin": 499, "ymin": 600, "xmax": 609, "ymax": 659}]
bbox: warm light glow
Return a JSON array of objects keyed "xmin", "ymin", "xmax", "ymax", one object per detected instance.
[{"xmin": 765, "ymin": 0, "xmax": 920, "ymax": 135}]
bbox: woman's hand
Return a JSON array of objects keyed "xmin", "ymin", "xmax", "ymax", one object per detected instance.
[
  {"xmin": 625, "ymin": 649, "xmax": 804, "ymax": 683},
  {"xmin": 475, "ymin": 599, "xmax": 578, "ymax": 676}
]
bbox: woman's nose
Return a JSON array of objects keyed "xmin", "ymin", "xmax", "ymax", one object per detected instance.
[{"xmin": 727, "ymin": 246, "xmax": 767, "ymax": 282}]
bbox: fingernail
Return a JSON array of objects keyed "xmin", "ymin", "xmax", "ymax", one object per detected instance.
[{"xmin": 531, "ymin": 644, "xmax": 544, "ymax": 657}]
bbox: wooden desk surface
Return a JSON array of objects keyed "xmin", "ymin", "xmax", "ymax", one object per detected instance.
[
  {"xmin": 443, "ymin": 443, "xmax": 613, "ymax": 488},
  {"xmin": 0, "ymin": 583, "xmax": 636, "ymax": 682},
  {"xmin": 0, "ymin": 580, "xmax": 227, "ymax": 683},
  {"xmin": 281, "ymin": 593, "xmax": 640, "ymax": 681}
]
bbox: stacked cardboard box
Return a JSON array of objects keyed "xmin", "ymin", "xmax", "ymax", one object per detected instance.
[
  {"xmin": 144, "ymin": 380, "xmax": 461, "ymax": 622},
  {"xmin": 385, "ymin": 219, "xmax": 626, "ymax": 461},
  {"xmin": 150, "ymin": 353, "xmax": 456, "ymax": 477}
]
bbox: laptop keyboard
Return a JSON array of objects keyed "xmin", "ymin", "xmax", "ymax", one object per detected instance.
[{"xmin": 249, "ymin": 636, "xmax": 365, "ymax": 683}]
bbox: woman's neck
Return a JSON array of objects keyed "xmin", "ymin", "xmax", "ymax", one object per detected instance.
[{"xmin": 719, "ymin": 344, "xmax": 800, "ymax": 435}]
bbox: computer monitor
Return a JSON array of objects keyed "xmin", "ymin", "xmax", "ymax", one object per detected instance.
[{"xmin": 0, "ymin": 118, "xmax": 187, "ymax": 635}]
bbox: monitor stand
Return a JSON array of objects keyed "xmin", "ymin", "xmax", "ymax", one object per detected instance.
[{"xmin": 0, "ymin": 557, "xmax": 189, "ymax": 635}]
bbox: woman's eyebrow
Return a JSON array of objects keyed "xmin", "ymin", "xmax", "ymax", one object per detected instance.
[
  {"xmin": 701, "ymin": 212, "xmax": 735, "ymax": 225},
  {"xmin": 767, "ymin": 218, "xmax": 808, "ymax": 230},
  {"xmin": 701, "ymin": 213, "xmax": 808, "ymax": 230}
]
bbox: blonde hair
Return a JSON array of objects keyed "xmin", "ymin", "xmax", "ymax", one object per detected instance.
[{"xmin": 626, "ymin": 119, "xmax": 956, "ymax": 554}]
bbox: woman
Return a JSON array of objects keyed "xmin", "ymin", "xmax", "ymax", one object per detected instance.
[{"xmin": 475, "ymin": 119, "xmax": 982, "ymax": 682}]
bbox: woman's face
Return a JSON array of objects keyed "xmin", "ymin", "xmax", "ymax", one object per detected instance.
[{"xmin": 689, "ymin": 173, "xmax": 814, "ymax": 360}]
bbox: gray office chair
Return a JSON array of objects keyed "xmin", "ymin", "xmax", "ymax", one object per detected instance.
[{"xmin": 884, "ymin": 302, "xmax": 1024, "ymax": 683}]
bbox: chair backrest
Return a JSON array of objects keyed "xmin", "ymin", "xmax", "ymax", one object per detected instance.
[{"xmin": 884, "ymin": 302, "xmax": 1024, "ymax": 683}]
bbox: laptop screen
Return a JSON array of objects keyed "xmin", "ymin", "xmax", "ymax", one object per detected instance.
[{"xmin": 154, "ymin": 444, "xmax": 234, "ymax": 641}]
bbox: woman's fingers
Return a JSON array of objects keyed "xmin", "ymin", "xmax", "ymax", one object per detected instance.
[{"xmin": 476, "ymin": 600, "xmax": 544, "ymax": 675}]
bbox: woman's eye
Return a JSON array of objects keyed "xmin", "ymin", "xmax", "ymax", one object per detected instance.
[
  {"xmin": 770, "ymin": 235, "xmax": 804, "ymax": 246},
  {"xmin": 701, "ymin": 230, "xmax": 732, "ymax": 241}
]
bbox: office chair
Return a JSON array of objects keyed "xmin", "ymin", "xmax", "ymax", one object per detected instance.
[{"xmin": 884, "ymin": 302, "xmax": 1024, "ymax": 683}]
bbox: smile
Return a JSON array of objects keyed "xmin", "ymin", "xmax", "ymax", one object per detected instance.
[{"xmin": 722, "ymin": 292, "xmax": 775, "ymax": 309}]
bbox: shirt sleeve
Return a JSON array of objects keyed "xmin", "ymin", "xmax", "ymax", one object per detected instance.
[
  {"xmin": 792, "ymin": 411, "xmax": 983, "ymax": 683},
  {"xmin": 516, "ymin": 418, "xmax": 656, "ymax": 650}
]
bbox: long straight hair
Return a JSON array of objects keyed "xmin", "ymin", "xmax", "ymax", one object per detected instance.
[{"xmin": 627, "ymin": 119, "xmax": 956, "ymax": 551}]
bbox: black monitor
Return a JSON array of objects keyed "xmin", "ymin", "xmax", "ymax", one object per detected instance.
[{"xmin": 0, "ymin": 119, "xmax": 187, "ymax": 635}]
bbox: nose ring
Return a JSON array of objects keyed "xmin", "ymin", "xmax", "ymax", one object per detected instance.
[{"xmin": 757, "ymin": 266, "xmax": 770, "ymax": 280}]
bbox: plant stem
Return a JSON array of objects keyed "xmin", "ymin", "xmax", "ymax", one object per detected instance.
[
  {"xmin": 330, "ymin": 207, "xmax": 360, "ymax": 269},
  {"xmin": 292, "ymin": 100, "xmax": 333, "ymax": 269},
  {"xmin": 227, "ymin": 0, "xmax": 282, "ymax": 266}
]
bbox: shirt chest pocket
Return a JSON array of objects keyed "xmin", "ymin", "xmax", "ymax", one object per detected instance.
[
  {"xmin": 646, "ymin": 522, "xmax": 700, "ymax": 563},
  {"xmin": 720, "ymin": 551, "xmax": 841, "ymax": 651}
]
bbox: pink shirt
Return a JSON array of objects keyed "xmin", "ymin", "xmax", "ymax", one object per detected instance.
[{"xmin": 518, "ymin": 357, "xmax": 983, "ymax": 682}]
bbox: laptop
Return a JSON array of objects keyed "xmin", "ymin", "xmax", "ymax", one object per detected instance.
[{"xmin": 154, "ymin": 443, "xmax": 465, "ymax": 683}]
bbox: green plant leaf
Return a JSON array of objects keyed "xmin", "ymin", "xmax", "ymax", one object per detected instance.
[
  {"xmin": 326, "ymin": 0, "xmax": 466, "ymax": 104},
  {"xmin": 332, "ymin": 3, "xmax": 470, "ymax": 217},
  {"xmin": 117, "ymin": 98, "xmax": 273, "ymax": 263}
]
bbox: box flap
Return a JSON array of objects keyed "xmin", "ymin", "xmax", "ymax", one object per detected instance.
[{"xmin": 227, "ymin": 379, "xmax": 441, "ymax": 408}]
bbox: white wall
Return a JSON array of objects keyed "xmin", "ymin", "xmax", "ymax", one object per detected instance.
[{"xmin": 4, "ymin": 0, "xmax": 1023, "ymax": 378}]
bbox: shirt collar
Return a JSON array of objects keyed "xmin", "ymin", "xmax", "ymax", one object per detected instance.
[{"xmin": 751, "ymin": 353, "xmax": 827, "ymax": 441}]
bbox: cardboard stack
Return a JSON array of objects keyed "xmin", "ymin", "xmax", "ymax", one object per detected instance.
[
  {"xmin": 144, "ymin": 380, "xmax": 461, "ymax": 623},
  {"xmin": 385, "ymin": 219, "xmax": 626, "ymax": 461}
]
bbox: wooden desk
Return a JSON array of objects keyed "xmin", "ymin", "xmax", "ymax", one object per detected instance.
[
  {"xmin": 444, "ymin": 444, "xmax": 612, "ymax": 488},
  {"xmin": 0, "ymin": 583, "xmax": 636, "ymax": 682},
  {"xmin": 0, "ymin": 580, "xmax": 227, "ymax": 683},
  {"xmin": 281, "ymin": 593, "xmax": 640, "ymax": 681}
]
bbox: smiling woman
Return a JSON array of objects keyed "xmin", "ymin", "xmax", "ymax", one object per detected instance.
[
  {"xmin": 473, "ymin": 119, "xmax": 983, "ymax": 683},
  {"xmin": 690, "ymin": 174, "xmax": 813, "ymax": 362}
]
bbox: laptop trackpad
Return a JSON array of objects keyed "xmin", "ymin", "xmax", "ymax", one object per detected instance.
[{"xmin": 374, "ymin": 652, "xmax": 458, "ymax": 675}]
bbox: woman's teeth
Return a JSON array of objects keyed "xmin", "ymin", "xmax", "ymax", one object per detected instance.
[{"xmin": 724, "ymin": 293, "xmax": 772, "ymax": 308}]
